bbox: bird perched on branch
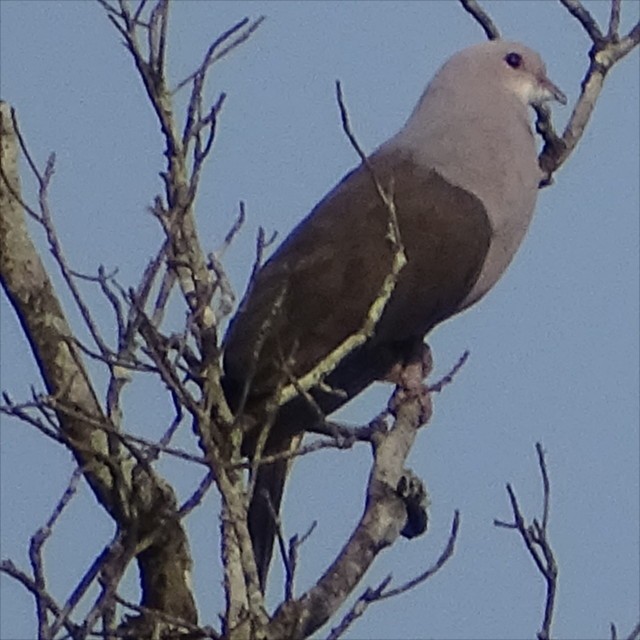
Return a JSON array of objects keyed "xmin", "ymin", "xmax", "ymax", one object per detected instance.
[{"xmin": 222, "ymin": 39, "xmax": 566, "ymax": 591}]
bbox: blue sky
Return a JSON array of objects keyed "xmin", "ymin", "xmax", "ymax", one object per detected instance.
[{"xmin": 1, "ymin": 1, "xmax": 638, "ymax": 639}]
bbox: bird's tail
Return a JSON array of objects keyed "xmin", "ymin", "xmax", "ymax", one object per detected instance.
[{"xmin": 248, "ymin": 431, "xmax": 303, "ymax": 592}]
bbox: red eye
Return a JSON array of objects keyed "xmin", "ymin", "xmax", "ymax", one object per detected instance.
[{"xmin": 505, "ymin": 52, "xmax": 523, "ymax": 68}]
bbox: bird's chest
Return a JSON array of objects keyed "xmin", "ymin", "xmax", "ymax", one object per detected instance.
[{"xmin": 459, "ymin": 161, "xmax": 540, "ymax": 308}]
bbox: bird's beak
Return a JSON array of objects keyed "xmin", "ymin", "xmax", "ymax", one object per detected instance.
[{"xmin": 538, "ymin": 75, "xmax": 567, "ymax": 105}]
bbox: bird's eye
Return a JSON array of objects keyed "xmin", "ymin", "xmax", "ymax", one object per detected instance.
[{"xmin": 505, "ymin": 52, "xmax": 523, "ymax": 69}]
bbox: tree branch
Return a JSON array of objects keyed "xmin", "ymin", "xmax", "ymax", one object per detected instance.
[
  {"xmin": 459, "ymin": 0, "xmax": 500, "ymax": 40},
  {"xmin": 458, "ymin": 0, "xmax": 640, "ymax": 186},
  {"xmin": 494, "ymin": 443, "xmax": 558, "ymax": 640},
  {"xmin": 267, "ymin": 389, "xmax": 430, "ymax": 640},
  {"xmin": 1, "ymin": 98, "xmax": 198, "ymax": 630}
]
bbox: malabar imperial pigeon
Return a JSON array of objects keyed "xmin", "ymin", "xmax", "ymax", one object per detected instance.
[{"xmin": 222, "ymin": 39, "xmax": 566, "ymax": 590}]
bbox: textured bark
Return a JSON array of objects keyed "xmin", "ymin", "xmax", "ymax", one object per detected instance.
[
  {"xmin": 0, "ymin": 102, "xmax": 121, "ymax": 512},
  {"xmin": 0, "ymin": 102, "xmax": 197, "ymax": 628}
]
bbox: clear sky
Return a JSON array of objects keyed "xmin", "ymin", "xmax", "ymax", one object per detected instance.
[{"xmin": 1, "ymin": 1, "xmax": 638, "ymax": 639}]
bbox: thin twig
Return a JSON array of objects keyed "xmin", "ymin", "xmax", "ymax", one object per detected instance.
[
  {"xmin": 335, "ymin": 80, "xmax": 402, "ymax": 245},
  {"xmin": 217, "ymin": 201, "xmax": 246, "ymax": 257},
  {"xmin": 325, "ymin": 510, "xmax": 459, "ymax": 639},
  {"xmin": 80, "ymin": 533, "xmax": 138, "ymax": 637},
  {"xmin": 229, "ymin": 433, "xmax": 357, "ymax": 471},
  {"xmin": 208, "ymin": 251, "xmax": 236, "ymax": 324},
  {"xmin": 326, "ymin": 575, "xmax": 392, "ymax": 640},
  {"xmin": 286, "ymin": 521, "xmax": 317, "ymax": 602},
  {"xmin": 174, "ymin": 17, "xmax": 265, "ymax": 93},
  {"xmin": 378, "ymin": 510, "xmax": 460, "ymax": 599},
  {"xmin": 263, "ymin": 490, "xmax": 294, "ymax": 593},
  {"xmin": 177, "ymin": 473, "xmax": 215, "ymax": 519},
  {"xmin": 49, "ymin": 531, "xmax": 129, "ymax": 638},
  {"xmin": 558, "ymin": 0, "xmax": 604, "ymax": 43},
  {"xmin": 5, "ymin": 109, "xmax": 112, "ymax": 356},
  {"xmin": 29, "ymin": 469, "xmax": 83, "ymax": 637},
  {"xmin": 428, "ymin": 350, "xmax": 470, "ymax": 393},
  {"xmin": 271, "ymin": 83, "xmax": 407, "ymax": 408},
  {"xmin": 188, "ymin": 92, "xmax": 227, "ymax": 197},
  {"xmin": 494, "ymin": 444, "xmax": 558, "ymax": 640},
  {"xmin": 536, "ymin": 442, "xmax": 551, "ymax": 530},
  {"xmin": 624, "ymin": 620, "xmax": 640, "ymax": 640},
  {"xmin": 0, "ymin": 399, "xmax": 64, "ymax": 444},
  {"xmin": 458, "ymin": 0, "xmax": 501, "ymax": 39},
  {"xmin": 133, "ymin": 0, "xmax": 149, "ymax": 24},
  {"xmin": 608, "ymin": 0, "xmax": 622, "ymax": 39},
  {"xmin": 0, "ymin": 560, "xmax": 81, "ymax": 637}
]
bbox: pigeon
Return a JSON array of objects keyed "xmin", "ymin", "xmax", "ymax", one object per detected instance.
[{"xmin": 222, "ymin": 39, "xmax": 566, "ymax": 590}]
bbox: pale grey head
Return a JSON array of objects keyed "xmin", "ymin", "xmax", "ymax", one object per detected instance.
[
  {"xmin": 434, "ymin": 39, "xmax": 567, "ymax": 108},
  {"xmin": 383, "ymin": 39, "xmax": 566, "ymax": 308}
]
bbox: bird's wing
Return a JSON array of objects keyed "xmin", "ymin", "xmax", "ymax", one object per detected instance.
[{"xmin": 223, "ymin": 150, "xmax": 492, "ymax": 415}]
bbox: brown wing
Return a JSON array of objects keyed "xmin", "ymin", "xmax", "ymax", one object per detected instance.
[{"xmin": 223, "ymin": 150, "xmax": 492, "ymax": 419}]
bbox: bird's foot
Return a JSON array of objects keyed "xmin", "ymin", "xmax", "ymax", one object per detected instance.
[
  {"xmin": 387, "ymin": 344, "xmax": 434, "ymax": 424},
  {"xmin": 384, "ymin": 342, "xmax": 434, "ymax": 385},
  {"xmin": 389, "ymin": 352, "xmax": 433, "ymax": 424}
]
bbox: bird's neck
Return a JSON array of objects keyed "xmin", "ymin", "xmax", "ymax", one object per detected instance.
[{"xmin": 391, "ymin": 88, "xmax": 540, "ymax": 215}]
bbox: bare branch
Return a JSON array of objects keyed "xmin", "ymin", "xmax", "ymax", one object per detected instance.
[
  {"xmin": 0, "ymin": 560, "xmax": 81, "ymax": 637},
  {"xmin": 324, "ymin": 499, "xmax": 456, "ymax": 638},
  {"xmin": 494, "ymin": 444, "xmax": 558, "ymax": 640},
  {"xmin": 148, "ymin": 0, "xmax": 169, "ymax": 76},
  {"xmin": 28, "ymin": 468, "xmax": 82, "ymax": 638},
  {"xmin": 377, "ymin": 510, "xmax": 460, "ymax": 600},
  {"xmin": 286, "ymin": 521, "xmax": 318, "ymax": 602},
  {"xmin": 229, "ymin": 434, "xmax": 358, "ymax": 472},
  {"xmin": 217, "ymin": 201, "xmax": 246, "ymax": 257},
  {"xmin": 1, "ymin": 397, "xmax": 64, "ymax": 444},
  {"xmin": 263, "ymin": 489, "xmax": 294, "ymax": 596},
  {"xmin": 208, "ymin": 251, "xmax": 236, "ymax": 324},
  {"xmin": 326, "ymin": 575, "xmax": 392, "ymax": 640},
  {"xmin": 1, "ymin": 100, "xmax": 197, "ymax": 623},
  {"xmin": 135, "ymin": 311, "xmax": 202, "ymax": 417},
  {"xmin": 102, "ymin": 4, "xmax": 219, "ymax": 348},
  {"xmin": 188, "ymin": 92, "xmax": 227, "ymax": 198},
  {"xmin": 49, "ymin": 531, "xmax": 131, "ymax": 638},
  {"xmin": 133, "ymin": 0, "xmax": 149, "ymax": 24},
  {"xmin": 536, "ymin": 0, "xmax": 640, "ymax": 184},
  {"xmin": 2, "ymin": 109, "xmax": 113, "ymax": 357},
  {"xmin": 608, "ymin": 0, "xmax": 622, "ymax": 39},
  {"xmin": 0, "ymin": 101, "xmax": 130, "ymax": 517},
  {"xmin": 624, "ymin": 620, "xmax": 640, "ymax": 640},
  {"xmin": 456, "ymin": 0, "xmax": 639, "ymax": 187},
  {"xmin": 335, "ymin": 81, "xmax": 403, "ymax": 247},
  {"xmin": 536, "ymin": 442, "xmax": 551, "ymax": 531},
  {"xmin": 177, "ymin": 473, "xmax": 215, "ymax": 519},
  {"xmin": 458, "ymin": 0, "xmax": 500, "ymax": 39},
  {"xmin": 221, "ymin": 223, "xmax": 278, "ymax": 354},
  {"xmin": 558, "ymin": 0, "xmax": 605, "ymax": 43},
  {"xmin": 174, "ymin": 17, "xmax": 266, "ymax": 94},
  {"xmin": 79, "ymin": 534, "xmax": 139, "ymax": 638},
  {"xmin": 428, "ymin": 350, "xmax": 470, "ymax": 393},
  {"xmin": 267, "ymin": 389, "xmax": 430, "ymax": 639}
]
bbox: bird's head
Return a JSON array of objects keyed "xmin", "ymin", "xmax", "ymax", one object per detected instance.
[
  {"xmin": 457, "ymin": 39, "xmax": 567, "ymax": 108},
  {"xmin": 496, "ymin": 41, "xmax": 567, "ymax": 107}
]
